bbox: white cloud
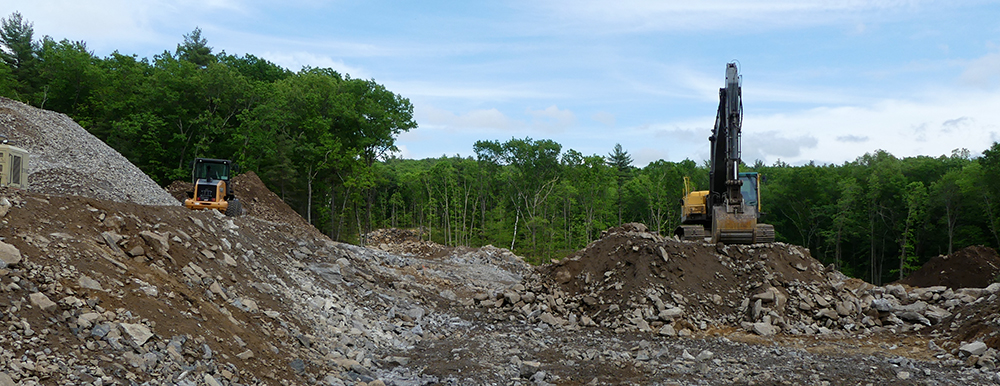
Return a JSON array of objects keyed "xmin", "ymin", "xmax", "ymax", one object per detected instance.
[
  {"xmin": 532, "ymin": 0, "xmax": 930, "ymax": 32},
  {"xmin": 739, "ymin": 90, "xmax": 1000, "ymax": 165},
  {"xmin": 394, "ymin": 144, "xmax": 412, "ymax": 159},
  {"xmin": 417, "ymin": 104, "xmax": 521, "ymax": 132},
  {"xmin": 259, "ymin": 51, "xmax": 368, "ymax": 77},
  {"xmin": 387, "ymin": 80, "xmax": 561, "ymax": 101},
  {"xmin": 526, "ymin": 105, "xmax": 576, "ymax": 132},
  {"xmin": 632, "ymin": 85, "xmax": 1000, "ymax": 166},
  {"xmin": 1, "ymin": 0, "xmax": 247, "ymax": 52},
  {"xmin": 960, "ymin": 51, "xmax": 1000, "ymax": 89},
  {"xmin": 592, "ymin": 111, "xmax": 616, "ymax": 127},
  {"xmin": 836, "ymin": 135, "xmax": 870, "ymax": 143},
  {"xmin": 635, "ymin": 147, "xmax": 670, "ymax": 167},
  {"xmin": 742, "ymin": 131, "xmax": 819, "ymax": 164}
]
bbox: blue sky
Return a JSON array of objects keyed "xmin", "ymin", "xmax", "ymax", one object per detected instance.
[{"xmin": 5, "ymin": 0, "xmax": 1000, "ymax": 166}]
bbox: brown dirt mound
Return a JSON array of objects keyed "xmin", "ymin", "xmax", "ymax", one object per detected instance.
[
  {"xmin": 165, "ymin": 180, "xmax": 192, "ymax": 203},
  {"xmin": 896, "ymin": 245, "xmax": 1000, "ymax": 289},
  {"xmin": 166, "ymin": 171, "xmax": 324, "ymax": 239},
  {"xmin": 539, "ymin": 225, "xmax": 830, "ymax": 327}
]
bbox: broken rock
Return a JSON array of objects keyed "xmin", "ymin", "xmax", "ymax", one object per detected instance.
[
  {"xmin": 961, "ymin": 341, "xmax": 988, "ymax": 357},
  {"xmin": 29, "ymin": 292, "xmax": 57, "ymax": 312},
  {"xmin": 0, "ymin": 241, "xmax": 21, "ymax": 268},
  {"xmin": 120, "ymin": 323, "xmax": 154, "ymax": 346},
  {"xmin": 139, "ymin": 231, "xmax": 170, "ymax": 256},
  {"xmin": 752, "ymin": 322, "xmax": 777, "ymax": 336}
]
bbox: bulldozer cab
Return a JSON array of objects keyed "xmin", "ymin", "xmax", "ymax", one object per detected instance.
[{"xmin": 192, "ymin": 158, "xmax": 231, "ymax": 183}]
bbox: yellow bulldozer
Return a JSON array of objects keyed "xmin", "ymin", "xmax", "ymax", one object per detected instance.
[{"xmin": 183, "ymin": 158, "xmax": 243, "ymax": 216}]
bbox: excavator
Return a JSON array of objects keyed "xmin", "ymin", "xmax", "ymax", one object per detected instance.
[
  {"xmin": 183, "ymin": 158, "xmax": 243, "ymax": 216},
  {"xmin": 674, "ymin": 62, "xmax": 775, "ymax": 244}
]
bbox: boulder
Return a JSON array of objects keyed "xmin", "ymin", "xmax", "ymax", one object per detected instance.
[
  {"xmin": 29, "ymin": 292, "xmax": 57, "ymax": 312},
  {"xmin": 960, "ymin": 341, "xmax": 989, "ymax": 357},
  {"xmin": 139, "ymin": 231, "xmax": 170, "ymax": 256},
  {"xmin": 752, "ymin": 322, "xmax": 777, "ymax": 336},
  {"xmin": 0, "ymin": 241, "xmax": 21, "ymax": 268},
  {"xmin": 121, "ymin": 323, "xmax": 154, "ymax": 346}
]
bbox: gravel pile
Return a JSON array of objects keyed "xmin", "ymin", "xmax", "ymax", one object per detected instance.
[{"xmin": 0, "ymin": 97, "xmax": 178, "ymax": 206}]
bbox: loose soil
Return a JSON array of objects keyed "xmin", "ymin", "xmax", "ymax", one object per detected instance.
[{"xmin": 896, "ymin": 245, "xmax": 1000, "ymax": 289}]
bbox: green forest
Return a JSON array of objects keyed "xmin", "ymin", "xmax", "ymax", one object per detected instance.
[{"xmin": 2, "ymin": 12, "xmax": 999, "ymax": 286}]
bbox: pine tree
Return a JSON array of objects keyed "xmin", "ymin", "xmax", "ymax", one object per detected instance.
[
  {"xmin": 607, "ymin": 143, "xmax": 632, "ymax": 225},
  {"xmin": 176, "ymin": 27, "xmax": 215, "ymax": 67}
]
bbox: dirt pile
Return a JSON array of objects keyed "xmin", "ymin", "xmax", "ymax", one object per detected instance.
[
  {"xmin": 0, "ymin": 97, "xmax": 177, "ymax": 206},
  {"xmin": 166, "ymin": 171, "xmax": 325, "ymax": 241},
  {"xmin": 364, "ymin": 228, "xmax": 422, "ymax": 245},
  {"xmin": 471, "ymin": 226, "xmax": 846, "ymax": 335},
  {"xmin": 467, "ymin": 225, "xmax": 999, "ymax": 355},
  {"xmin": 365, "ymin": 228, "xmax": 454, "ymax": 259},
  {"xmin": 897, "ymin": 245, "xmax": 1000, "ymax": 289},
  {"xmin": 0, "ymin": 179, "xmax": 461, "ymax": 385}
]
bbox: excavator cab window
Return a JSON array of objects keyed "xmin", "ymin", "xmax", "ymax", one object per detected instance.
[{"xmin": 738, "ymin": 172, "xmax": 759, "ymax": 211}]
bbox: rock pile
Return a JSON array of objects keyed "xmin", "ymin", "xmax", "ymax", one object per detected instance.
[
  {"xmin": 464, "ymin": 225, "xmax": 1000, "ymax": 370},
  {"xmin": 0, "ymin": 182, "xmax": 471, "ymax": 385},
  {"xmin": 0, "ymin": 97, "xmax": 178, "ymax": 206},
  {"xmin": 364, "ymin": 228, "xmax": 422, "ymax": 246}
]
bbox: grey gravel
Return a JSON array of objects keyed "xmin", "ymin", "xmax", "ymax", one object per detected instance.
[{"xmin": 0, "ymin": 97, "xmax": 178, "ymax": 206}]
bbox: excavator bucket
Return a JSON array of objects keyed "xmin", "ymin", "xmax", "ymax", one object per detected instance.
[{"xmin": 711, "ymin": 206, "xmax": 774, "ymax": 244}]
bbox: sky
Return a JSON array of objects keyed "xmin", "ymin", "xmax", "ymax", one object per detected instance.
[{"xmin": 4, "ymin": 0, "xmax": 1000, "ymax": 167}]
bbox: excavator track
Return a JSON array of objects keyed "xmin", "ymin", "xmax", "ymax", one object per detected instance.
[
  {"xmin": 753, "ymin": 224, "xmax": 775, "ymax": 243},
  {"xmin": 675, "ymin": 225, "xmax": 706, "ymax": 241}
]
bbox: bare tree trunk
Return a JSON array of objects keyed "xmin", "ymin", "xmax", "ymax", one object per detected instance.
[
  {"xmin": 985, "ymin": 194, "xmax": 1000, "ymax": 248},
  {"xmin": 835, "ymin": 228, "xmax": 842, "ymax": 271},
  {"xmin": 511, "ymin": 209, "xmax": 519, "ymax": 251},
  {"xmin": 946, "ymin": 205, "xmax": 954, "ymax": 255},
  {"xmin": 899, "ymin": 230, "xmax": 908, "ymax": 281},
  {"xmin": 306, "ymin": 166, "xmax": 313, "ymax": 225},
  {"xmin": 462, "ymin": 181, "xmax": 470, "ymax": 247},
  {"xmin": 356, "ymin": 202, "xmax": 365, "ymax": 246},
  {"xmin": 330, "ymin": 183, "xmax": 337, "ymax": 240},
  {"xmin": 869, "ymin": 208, "xmax": 877, "ymax": 285}
]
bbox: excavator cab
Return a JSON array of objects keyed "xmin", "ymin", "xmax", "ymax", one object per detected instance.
[
  {"xmin": 738, "ymin": 172, "xmax": 759, "ymax": 212},
  {"xmin": 184, "ymin": 158, "xmax": 243, "ymax": 216}
]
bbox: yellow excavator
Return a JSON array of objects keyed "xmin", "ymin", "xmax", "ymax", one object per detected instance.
[
  {"xmin": 183, "ymin": 158, "xmax": 243, "ymax": 216},
  {"xmin": 674, "ymin": 63, "xmax": 774, "ymax": 244}
]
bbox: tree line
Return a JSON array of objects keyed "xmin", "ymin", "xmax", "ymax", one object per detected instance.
[
  {"xmin": 371, "ymin": 142, "xmax": 1000, "ymax": 285},
  {"xmin": 3, "ymin": 12, "xmax": 999, "ymax": 285}
]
